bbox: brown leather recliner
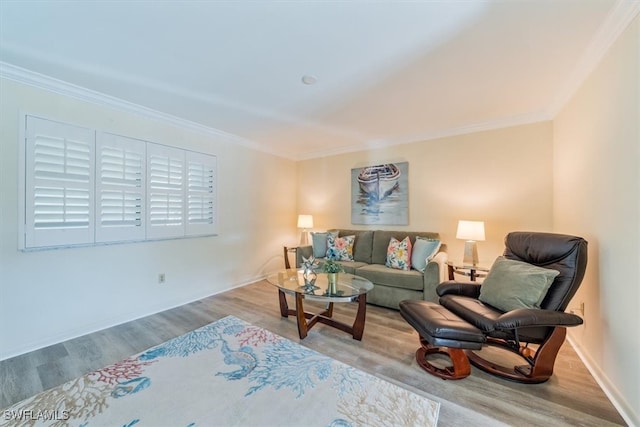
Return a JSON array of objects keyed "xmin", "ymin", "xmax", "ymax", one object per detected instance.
[{"xmin": 436, "ymin": 231, "xmax": 587, "ymax": 383}]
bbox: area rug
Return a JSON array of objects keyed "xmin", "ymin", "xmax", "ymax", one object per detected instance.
[{"xmin": 1, "ymin": 315, "xmax": 439, "ymax": 426}]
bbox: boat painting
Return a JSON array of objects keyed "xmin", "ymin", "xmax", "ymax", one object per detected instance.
[
  {"xmin": 351, "ymin": 162, "xmax": 408, "ymax": 225},
  {"xmin": 357, "ymin": 164, "xmax": 400, "ymax": 202}
]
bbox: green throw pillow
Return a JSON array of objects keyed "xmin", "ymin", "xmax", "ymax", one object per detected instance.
[{"xmin": 479, "ymin": 257, "xmax": 560, "ymax": 312}]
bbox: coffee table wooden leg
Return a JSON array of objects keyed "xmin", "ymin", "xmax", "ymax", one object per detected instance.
[
  {"xmin": 325, "ymin": 302, "xmax": 334, "ymax": 317},
  {"xmin": 278, "ymin": 289, "xmax": 289, "ymax": 318},
  {"xmin": 295, "ymin": 292, "xmax": 308, "ymax": 339},
  {"xmin": 352, "ymin": 294, "xmax": 367, "ymax": 340}
]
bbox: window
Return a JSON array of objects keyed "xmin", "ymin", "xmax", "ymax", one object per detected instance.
[
  {"xmin": 21, "ymin": 115, "xmax": 217, "ymax": 250},
  {"xmin": 146, "ymin": 143, "xmax": 185, "ymax": 239},
  {"xmin": 186, "ymin": 151, "xmax": 217, "ymax": 236},
  {"xmin": 24, "ymin": 116, "xmax": 95, "ymax": 248},
  {"xmin": 95, "ymin": 132, "xmax": 145, "ymax": 243}
]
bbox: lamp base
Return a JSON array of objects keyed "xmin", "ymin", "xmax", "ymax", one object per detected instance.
[
  {"xmin": 462, "ymin": 240, "xmax": 479, "ymax": 266},
  {"xmin": 300, "ymin": 229, "xmax": 309, "ymax": 246}
]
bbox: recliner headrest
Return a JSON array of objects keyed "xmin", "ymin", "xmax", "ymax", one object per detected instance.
[
  {"xmin": 503, "ymin": 231, "xmax": 588, "ymax": 311},
  {"xmin": 504, "ymin": 232, "xmax": 585, "ymax": 266}
]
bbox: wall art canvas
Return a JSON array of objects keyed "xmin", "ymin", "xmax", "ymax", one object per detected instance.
[{"xmin": 351, "ymin": 162, "xmax": 409, "ymax": 225}]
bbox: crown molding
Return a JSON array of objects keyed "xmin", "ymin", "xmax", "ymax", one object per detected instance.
[
  {"xmin": 0, "ymin": 61, "xmax": 551, "ymax": 161},
  {"xmin": 547, "ymin": 0, "xmax": 640, "ymax": 117},
  {"xmin": 0, "ymin": 62, "xmax": 293, "ymax": 159},
  {"xmin": 296, "ymin": 111, "xmax": 553, "ymax": 161}
]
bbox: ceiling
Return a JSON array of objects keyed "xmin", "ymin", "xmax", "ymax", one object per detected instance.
[{"xmin": 0, "ymin": 1, "xmax": 637, "ymax": 160}]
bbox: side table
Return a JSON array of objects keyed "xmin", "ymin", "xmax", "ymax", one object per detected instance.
[
  {"xmin": 446, "ymin": 261, "xmax": 490, "ymax": 282},
  {"xmin": 283, "ymin": 246, "xmax": 298, "ymax": 269}
]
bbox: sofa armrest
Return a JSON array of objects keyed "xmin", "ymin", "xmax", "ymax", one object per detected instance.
[
  {"xmin": 431, "ymin": 251, "xmax": 448, "ymax": 283},
  {"xmin": 422, "ymin": 251, "xmax": 448, "ymax": 302}
]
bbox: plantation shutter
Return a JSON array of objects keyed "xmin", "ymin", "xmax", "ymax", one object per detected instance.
[
  {"xmin": 146, "ymin": 143, "xmax": 185, "ymax": 239},
  {"xmin": 21, "ymin": 115, "xmax": 218, "ymax": 250},
  {"xmin": 25, "ymin": 116, "xmax": 95, "ymax": 248},
  {"xmin": 186, "ymin": 152, "xmax": 217, "ymax": 236},
  {"xmin": 95, "ymin": 133, "xmax": 145, "ymax": 242}
]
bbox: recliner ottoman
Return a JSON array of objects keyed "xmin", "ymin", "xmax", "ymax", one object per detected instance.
[{"xmin": 399, "ymin": 299, "xmax": 485, "ymax": 380}]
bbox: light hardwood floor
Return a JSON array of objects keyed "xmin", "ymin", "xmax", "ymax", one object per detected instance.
[{"xmin": 0, "ymin": 281, "xmax": 627, "ymax": 426}]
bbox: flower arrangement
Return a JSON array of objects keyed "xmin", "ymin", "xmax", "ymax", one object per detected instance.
[{"xmin": 322, "ymin": 259, "xmax": 344, "ymax": 274}]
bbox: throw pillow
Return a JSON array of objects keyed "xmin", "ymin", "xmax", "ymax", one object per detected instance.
[
  {"xmin": 385, "ymin": 236, "xmax": 412, "ymax": 271},
  {"xmin": 479, "ymin": 257, "xmax": 560, "ymax": 312},
  {"xmin": 326, "ymin": 235, "xmax": 355, "ymax": 261},
  {"xmin": 311, "ymin": 231, "xmax": 338, "ymax": 258},
  {"xmin": 411, "ymin": 238, "xmax": 441, "ymax": 272}
]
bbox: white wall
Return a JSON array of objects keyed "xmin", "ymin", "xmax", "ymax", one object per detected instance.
[
  {"xmin": 0, "ymin": 78, "xmax": 297, "ymax": 360},
  {"xmin": 297, "ymin": 121, "xmax": 555, "ymax": 265},
  {"xmin": 553, "ymin": 15, "xmax": 639, "ymax": 426}
]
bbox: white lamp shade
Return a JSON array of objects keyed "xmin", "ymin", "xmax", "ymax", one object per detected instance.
[
  {"xmin": 456, "ymin": 220, "xmax": 485, "ymax": 241},
  {"xmin": 297, "ymin": 214, "xmax": 314, "ymax": 229}
]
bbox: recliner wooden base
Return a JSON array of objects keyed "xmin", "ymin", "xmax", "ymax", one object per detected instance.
[
  {"xmin": 416, "ymin": 337, "xmax": 471, "ymax": 380},
  {"xmin": 464, "ymin": 327, "xmax": 567, "ymax": 384}
]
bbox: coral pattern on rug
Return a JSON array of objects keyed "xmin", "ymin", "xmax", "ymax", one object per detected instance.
[{"xmin": 1, "ymin": 316, "xmax": 439, "ymax": 427}]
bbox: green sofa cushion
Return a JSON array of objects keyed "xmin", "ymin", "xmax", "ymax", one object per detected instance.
[
  {"xmin": 338, "ymin": 229, "xmax": 374, "ymax": 264},
  {"xmin": 355, "ymin": 264, "xmax": 425, "ymax": 291},
  {"xmin": 371, "ymin": 231, "xmax": 439, "ymax": 265},
  {"xmin": 310, "ymin": 230, "xmax": 338, "ymax": 258},
  {"xmin": 326, "ymin": 260, "xmax": 368, "ymax": 275}
]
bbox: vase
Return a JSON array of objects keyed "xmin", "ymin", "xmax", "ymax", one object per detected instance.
[
  {"xmin": 327, "ymin": 273, "xmax": 338, "ymax": 294},
  {"xmin": 303, "ymin": 267, "xmax": 317, "ymax": 289}
]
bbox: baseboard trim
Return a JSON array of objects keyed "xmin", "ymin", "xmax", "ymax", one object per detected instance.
[
  {"xmin": 567, "ymin": 334, "xmax": 638, "ymax": 426},
  {"xmin": 0, "ymin": 276, "xmax": 264, "ymax": 362}
]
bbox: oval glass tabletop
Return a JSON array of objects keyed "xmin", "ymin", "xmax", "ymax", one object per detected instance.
[{"xmin": 266, "ymin": 269, "xmax": 374, "ymax": 302}]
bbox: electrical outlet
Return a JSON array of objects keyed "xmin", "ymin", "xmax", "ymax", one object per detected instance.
[
  {"xmin": 570, "ymin": 302, "xmax": 584, "ymax": 316},
  {"xmin": 158, "ymin": 273, "xmax": 166, "ymax": 284}
]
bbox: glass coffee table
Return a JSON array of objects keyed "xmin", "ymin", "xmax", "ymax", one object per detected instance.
[{"xmin": 266, "ymin": 269, "xmax": 374, "ymax": 340}]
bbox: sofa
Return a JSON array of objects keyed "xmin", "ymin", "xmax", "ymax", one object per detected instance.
[{"xmin": 295, "ymin": 229, "xmax": 447, "ymax": 309}]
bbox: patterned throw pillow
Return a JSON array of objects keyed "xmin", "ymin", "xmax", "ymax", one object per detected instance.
[
  {"xmin": 326, "ymin": 235, "xmax": 355, "ymax": 261},
  {"xmin": 386, "ymin": 236, "xmax": 412, "ymax": 271},
  {"xmin": 311, "ymin": 230, "xmax": 339, "ymax": 258}
]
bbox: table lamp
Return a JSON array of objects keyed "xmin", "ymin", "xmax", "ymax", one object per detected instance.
[
  {"xmin": 297, "ymin": 214, "xmax": 313, "ymax": 245},
  {"xmin": 456, "ymin": 220, "xmax": 485, "ymax": 266}
]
